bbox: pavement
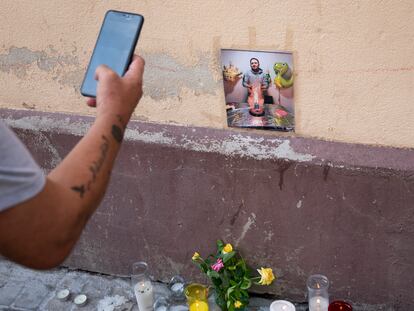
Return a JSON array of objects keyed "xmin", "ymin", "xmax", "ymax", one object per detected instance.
[
  {"xmin": 0, "ymin": 258, "xmax": 391, "ymax": 311},
  {"xmin": 0, "ymin": 258, "xmax": 294, "ymax": 311}
]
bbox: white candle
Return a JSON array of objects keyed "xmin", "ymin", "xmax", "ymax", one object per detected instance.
[
  {"xmin": 270, "ymin": 300, "xmax": 296, "ymax": 311},
  {"xmin": 309, "ymin": 296, "xmax": 329, "ymax": 311},
  {"xmin": 74, "ymin": 294, "xmax": 88, "ymax": 306},
  {"xmin": 56, "ymin": 289, "xmax": 70, "ymax": 301},
  {"xmin": 134, "ymin": 280, "xmax": 154, "ymax": 311}
]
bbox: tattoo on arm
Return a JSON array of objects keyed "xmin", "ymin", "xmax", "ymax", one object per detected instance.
[
  {"xmin": 71, "ymin": 185, "xmax": 85, "ymax": 198},
  {"xmin": 71, "ymin": 135, "xmax": 110, "ymax": 198},
  {"xmin": 112, "ymin": 114, "xmax": 126, "ymax": 143},
  {"xmin": 111, "ymin": 125, "xmax": 123, "ymax": 143}
]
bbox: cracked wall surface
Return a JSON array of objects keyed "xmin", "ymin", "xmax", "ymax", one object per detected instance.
[{"xmin": 0, "ymin": 1, "xmax": 413, "ymax": 147}]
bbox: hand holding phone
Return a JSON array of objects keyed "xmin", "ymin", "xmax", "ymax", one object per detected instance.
[
  {"xmin": 81, "ymin": 10, "xmax": 144, "ymax": 98},
  {"xmin": 88, "ymin": 55, "xmax": 144, "ymax": 127}
]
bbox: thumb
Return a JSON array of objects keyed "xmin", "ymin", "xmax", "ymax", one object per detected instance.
[{"xmin": 123, "ymin": 55, "xmax": 145, "ymax": 85}]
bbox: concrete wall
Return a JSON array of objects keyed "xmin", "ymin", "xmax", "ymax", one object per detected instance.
[
  {"xmin": 0, "ymin": 1, "xmax": 413, "ymax": 148},
  {"xmin": 2, "ymin": 109, "xmax": 414, "ymax": 310}
]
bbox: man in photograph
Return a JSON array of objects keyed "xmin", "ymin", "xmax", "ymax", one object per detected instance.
[{"xmin": 242, "ymin": 58, "xmax": 269, "ymax": 94}]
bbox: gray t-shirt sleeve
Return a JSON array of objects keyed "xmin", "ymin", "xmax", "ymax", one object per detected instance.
[{"xmin": 0, "ymin": 120, "xmax": 46, "ymax": 211}]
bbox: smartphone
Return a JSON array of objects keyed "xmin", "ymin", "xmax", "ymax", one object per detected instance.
[{"xmin": 81, "ymin": 10, "xmax": 144, "ymax": 97}]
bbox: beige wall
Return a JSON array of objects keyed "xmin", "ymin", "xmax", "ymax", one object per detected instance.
[{"xmin": 0, "ymin": 1, "xmax": 413, "ymax": 148}]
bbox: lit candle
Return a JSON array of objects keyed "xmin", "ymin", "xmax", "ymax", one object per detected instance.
[
  {"xmin": 185, "ymin": 284, "xmax": 209, "ymax": 311},
  {"xmin": 307, "ymin": 274, "xmax": 329, "ymax": 311},
  {"xmin": 309, "ymin": 296, "xmax": 329, "ymax": 311},
  {"xmin": 270, "ymin": 300, "xmax": 296, "ymax": 311},
  {"xmin": 328, "ymin": 300, "xmax": 353, "ymax": 311},
  {"xmin": 134, "ymin": 280, "xmax": 154, "ymax": 311},
  {"xmin": 189, "ymin": 300, "xmax": 209, "ymax": 311}
]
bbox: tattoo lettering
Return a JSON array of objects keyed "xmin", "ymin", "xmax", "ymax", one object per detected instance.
[{"xmin": 70, "ymin": 135, "xmax": 110, "ymax": 198}]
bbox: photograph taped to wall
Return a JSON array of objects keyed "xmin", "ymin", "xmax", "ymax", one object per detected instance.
[{"xmin": 221, "ymin": 49, "xmax": 294, "ymax": 131}]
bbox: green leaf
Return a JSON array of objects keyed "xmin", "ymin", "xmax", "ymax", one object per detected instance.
[
  {"xmin": 229, "ymin": 280, "xmax": 237, "ymax": 286},
  {"xmin": 240, "ymin": 278, "xmax": 251, "ymax": 290},
  {"xmin": 234, "ymin": 290, "xmax": 241, "ymax": 299},
  {"xmin": 207, "ymin": 270, "xmax": 220, "ymax": 279},
  {"xmin": 217, "ymin": 240, "xmax": 224, "ymax": 249},
  {"xmin": 211, "ymin": 276, "xmax": 222, "ymax": 287},
  {"xmin": 227, "ymin": 299, "xmax": 232, "ymax": 309},
  {"xmin": 226, "ymin": 286, "xmax": 236, "ymax": 299},
  {"xmin": 222, "ymin": 251, "xmax": 236, "ymax": 263},
  {"xmin": 200, "ymin": 263, "xmax": 208, "ymax": 273}
]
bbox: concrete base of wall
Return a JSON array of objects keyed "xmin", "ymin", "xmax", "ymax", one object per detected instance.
[{"xmin": 2, "ymin": 109, "xmax": 413, "ymax": 309}]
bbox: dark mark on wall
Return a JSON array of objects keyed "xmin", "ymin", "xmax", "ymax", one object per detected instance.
[
  {"xmin": 230, "ymin": 200, "xmax": 244, "ymax": 226},
  {"xmin": 276, "ymin": 160, "xmax": 292, "ymax": 191},
  {"xmin": 323, "ymin": 164, "xmax": 330, "ymax": 181}
]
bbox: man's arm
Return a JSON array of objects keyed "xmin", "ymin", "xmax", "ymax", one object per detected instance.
[
  {"xmin": 242, "ymin": 73, "xmax": 250, "ymax": 88},
  {"xmin": 0, "ymin": 56, "xmax": 145, "ymax": 269}
]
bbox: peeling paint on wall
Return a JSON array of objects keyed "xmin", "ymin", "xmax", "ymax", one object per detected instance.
[
  {"xmin": 3, "ymin": 115, "xmax": 315, "ymax": 162},
  {"xmin": 0, "ymin": 46, "xmax": 82, "ymax": 90},
  {"xmin": 235, "ymin": 212, "xmax": 256, "ymax": 247}
]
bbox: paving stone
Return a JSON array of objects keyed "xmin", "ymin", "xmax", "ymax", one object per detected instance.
[
  {"xmin": 0, "ymin": 306, "xmax": 31, "ymax": 311},
  {"xmin": 0, "ymin": 259, "xmax": 388, "ymax": 311},
  {"xmin": 39, "ymin": 298, "xmax": 73, "ymax": 311},
  {"xmin": 0, "ymin": 281, "xmax": 25, "ymax": 306},
  {"xmin": 0, "ymin": 260, "xmax": 13, "ymax": 278},
  {"xmin": 13, "ymin": 279, "xmax": 50, "ymax": 309},
  {"xmin": 82, "ymin": 274, "xmax": 113, "ymax": 299},
  {"xmin": 57, "ymin": 271, "xmax": 90, "ymax": 295}
]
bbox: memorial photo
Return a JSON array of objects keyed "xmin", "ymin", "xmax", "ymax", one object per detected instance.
[{"xmin": 221, "ymin": 49, "xmax": 294, "ymax": 131}]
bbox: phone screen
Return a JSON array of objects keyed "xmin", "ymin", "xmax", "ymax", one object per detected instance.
[{"xmin": 81, "ymin": 11, "xmax": 144, "ymax": 97}]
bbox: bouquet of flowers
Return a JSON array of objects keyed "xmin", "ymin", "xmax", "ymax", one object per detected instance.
[{"xmin": 192, "ymin": 240, "xmax": 275, "ymax": 311}]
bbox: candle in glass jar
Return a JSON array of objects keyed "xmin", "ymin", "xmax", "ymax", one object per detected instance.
[
  {"xmin": 328, "ymin": 300, "xmax": 352, "ymax": 311},
  {"xmin": 270, "ymin": 300, "xmax": 296, "ymax": 311},
  {"xmin": 309, "ymin": 296, "xmax": 329, "ymax": 311},
  {"xmin": 189, "ymin": 300, "xmax": 209, "ymax": 311},
  {"xmin": 134, "ymin": 280, "xmax": 154, "ymax": 311}
]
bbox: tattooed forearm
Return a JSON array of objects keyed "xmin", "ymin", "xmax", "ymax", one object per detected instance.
[{"xmin": 71, "ymin": 135, "xmax": 110, "ymax": 198}]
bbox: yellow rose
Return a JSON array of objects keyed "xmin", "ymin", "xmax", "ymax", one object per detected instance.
[
  {"xmin": 222, "ymin": 243, "xmax": 233, "ymax": 254},
  {"xmin": 192, "ymin": 252, "xmax": 200, "ymax": 261},
  {"xmin": 234, "ymin": 301, "xmax": 243, "ymax": 308},
  {"xmin": 257, "ymin": 267, "xmax": 275, "ymax": 285}
]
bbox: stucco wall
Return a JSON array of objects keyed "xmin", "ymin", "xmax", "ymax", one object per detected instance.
[{"xmin": 0, "ymin": 1, "xmax": 413, "ymax": 147}]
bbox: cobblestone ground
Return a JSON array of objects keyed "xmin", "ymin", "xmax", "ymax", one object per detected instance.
[{"xmin": 0, "ymin": 258, "xmax": 390, "ymax": 311}]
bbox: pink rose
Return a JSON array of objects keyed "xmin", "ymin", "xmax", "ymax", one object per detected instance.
[{"xmin": 211, "ymin": 258, "xmax": 224, "ymax": 272}]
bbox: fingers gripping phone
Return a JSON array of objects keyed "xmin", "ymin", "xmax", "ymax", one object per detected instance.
[{"xmin": 81, "ymin": 10, "xmax": 144, "ymax": 97}]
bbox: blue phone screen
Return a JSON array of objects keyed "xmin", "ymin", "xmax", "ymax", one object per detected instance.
[{"xmin": 81, "ymin": 11, "xmax": 143, "ymax": 97}]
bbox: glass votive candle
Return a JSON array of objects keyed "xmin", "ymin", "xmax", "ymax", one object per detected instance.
[
  {"xmin": 185, "ymin": 283, "xmax": 209, "ymax": 311},
  {"xmin": 328, "ymin": 301, "xmax": 352, "ymax": 311},
  {"xmin": 132, "ymin": 261, "xmax": 154, "ymax": 311},
  {"xmin": 154, "ymin": 296, "xmax": 171, "ymax": 311},
  {"xmin": 307, "ymin": 274, "xmax": 329, "ymax": 311},
  {"xmin": 168, "ymin": 275, "xmax": 186, "ymax": 301}
]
